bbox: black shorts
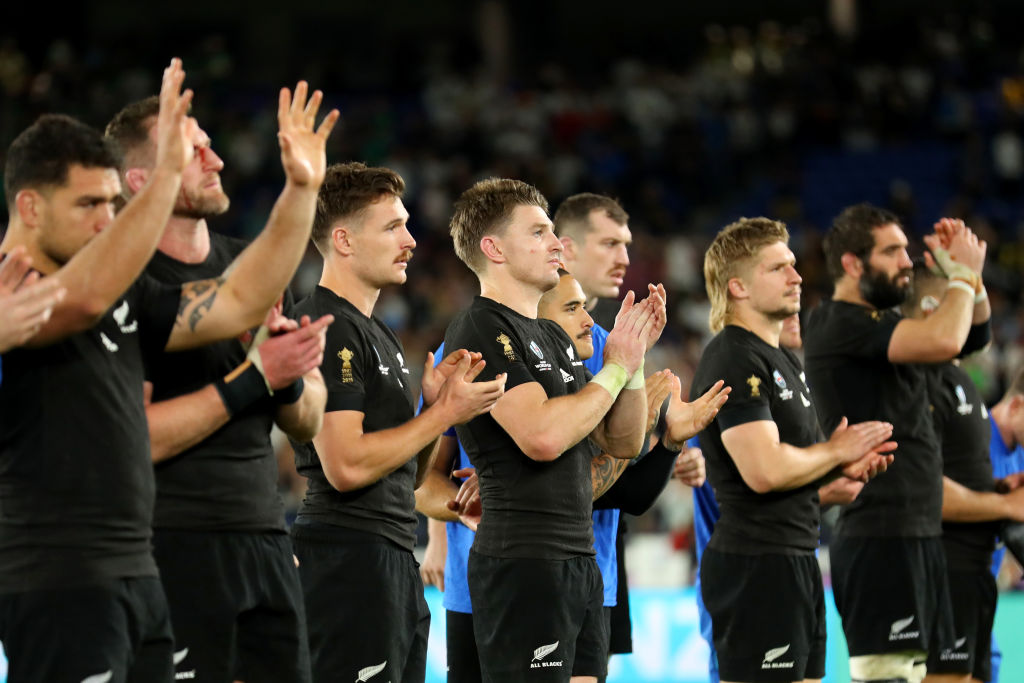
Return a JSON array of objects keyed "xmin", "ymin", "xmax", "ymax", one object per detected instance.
[
  {"xmin": 830, "ymin": 535, "xmax": 955, "ymax": 657},
  {"xmin": 608, "ymin": 520, "xmax": 633, "ymax": 655},
  {"xmin": 447, "ymin": 609, "xmax": 482, "ymax": 683},
  {"xmin": 700, "ymin": 548, "xmax": 826, "ymax": 682},
  {"xmin": 152, "ymin": 529, "xmax": 309, "ymax": 683},
  {"xmin": 291, "ymin": 524, "xmax": 430, "ymax": 683},
  {"xmin": 0, "ymin": 576, "xmax": 173, "ymax": 683},
  {"xmin": 926, "ymin": 567, "xmax": 996, "ymax": 681},
  {"xmin": 468, "ymin": 551, "xmax": 607, "ymax": 682}
]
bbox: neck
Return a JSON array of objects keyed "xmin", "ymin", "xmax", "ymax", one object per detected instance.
[
  {"xmin": 726, "ymin": 306, "xmax": 783, "ymax": 347},
  {"xmin": 320, "ymin": 259, "xmax": 380, "ymax": 317},
  {"xmin": 157, "ymin": 215, "xmax": 211, "ymax": 264},
  {"xmin": 990, "ymin": 401, "xmax": 1016, "ymax": 450},
  {"xmin": 833, "ymin": 277, "xmax": 872, "ymax": 308},
  {"xmin": 0, "ymin": 220, "xmax": 60, "ymax": 274},
  {"xmin": 479, "ymin": 270, "xmax": 543, "ymax": 319}
]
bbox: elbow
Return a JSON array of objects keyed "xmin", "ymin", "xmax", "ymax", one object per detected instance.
[
  {"xmin": 284, "ymin": 414, "xmax": 323, "ymax": 445},
  {"xmin": 522, "ymin": 434, "xmax": 562, "ymax": 462},
  {"xmin": 743, "ymin": 471, "xmax": 775, "ymax": 495},
  {"xmin": 934, "ymin": 337, "xmax": 962, "ymax": 361},
  {"xmin": 323, "ymin": 461, "xmax": 365, "ymax": 493}
]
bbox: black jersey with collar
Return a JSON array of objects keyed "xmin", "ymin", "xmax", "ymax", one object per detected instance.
[
  {"xmin": 145, "ymin": 232, "xmax": 287, "ymax": 533},
  {"xmin": 444, "ymin": 296, "xmax": 595, "ymax": 560},
  {"xmin": 290, "ymin": 286, "xmax": 418, "ymax": 551},
  {"xmin": 804, "ymin": 300, "xmax": 942, "ymax": 537},
  {"xmin": 692, "ymin": 325, "xmax": 822, "ymax": 554},
  {"xmin": 0, "ymin": 274, "xmax": 179, "ymax": 591}
]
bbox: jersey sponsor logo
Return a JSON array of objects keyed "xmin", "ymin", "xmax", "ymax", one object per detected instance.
[
  {"xmin": 81, "ymin": 672, "xmax": 113, "ymax": 683},
  {"xmin": 112, "ymin": 300, "xmax": 138, "ymax": 334},
  {"xmin": 566, "ymin": 345, "xmax": 575, "ymax": 361},
  {"xmin": 889, "ymin": 615, "xmax": 920, "ymax": 641},
  {"xmin": 356, "ymin": 661, "xmax": 387, "ymax": 681},
  {"xmin": 954, "ymin": 385, "xmax": 974, "ymax": 415},
  {"xmin": 530, "ymin": 340, "xmax": 544, "ymax": 359},
  {"xmin": 99, "ymin": 331, "xmax": 119, "ymax": 353},
  {"xmin": 560, "ymin": 368, "xmax": 574, "ymax": 383},
  {"xmin": 773, "ymin": 369, "xmax": 793, "ymax": 400},
  {"xmin": 339, "ymin": 348, "xmax": 354, "ymax": 383},
  {"xmin": 372, "ymin": 346, "xmax": 390, "ymax": 375},
  {"xmin": 800, "ymin": 392, "xmax": 811, "ymax": 407},
  {"xmin": 497, "ymin": 333, "xmax": 516, "ymax": 361},
  {"xmin": 397, "ymin": 352, "xmax": 410, "ymax": 374},
  {"xmin": 799, "ymin": 371, "xmax": 808, "ymax": 387},
  {"xmin": 529, "ymin": 641, "xmax": 562, "ymax": 669},
  {"xmin": 747, "ymin": 375, "xmax": 762, "ymax": 398},
  {"xmin": 761, "ymin": 643, "xmax": 794, "ymax": 669}
]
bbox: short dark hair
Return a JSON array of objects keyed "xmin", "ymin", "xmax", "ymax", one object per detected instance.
[
  {"xmin": 901, "ymin": 258, "xmax": 945, "ymax": 317},
  {"xmin": 104, "ymin": 96, "xmax": 160, "ymax": 169},
  {"xmin": 449, "ymin": 178, "xmax": 549, "ymax": 274},
  {"xmin": 553, "ymin": 192, "xmax": 629, "ymax": 239},
  {"xmin": 312, "ymin": 162, "xmax": 405, "ymax": 254},
  {"xmin": 823, "ymin": 203, "xmax": 901, "ymax": 282},
  {"xmin": 4, "ymin": 114, "xmax": 120, "ymax": 205}
]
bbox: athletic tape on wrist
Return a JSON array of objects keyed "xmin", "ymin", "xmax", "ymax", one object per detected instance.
[
  {"xmin": 947, "ymin": 278, "xmax": 976, "ymax": 297},
  {"xmin": 591, "ymin": 363, "xmax": 628, "ymax": 400},
  {"xmin": 274, "ymin": 377, "xmax": 305, "ymax": 405},
  {"xmin": 215, "ymin": 361, "xmax": 271, "ymax": 416},
  {"xmin": 246, "ymin": 325, "xmax": 274, "ymax": 395},
  {"xmin": 931, "ymin": 246, "xmax": 980, "ymax": 291},
  {"xmin": 626, "ymin": 359, "xmax": 645, "ymax": 390}
]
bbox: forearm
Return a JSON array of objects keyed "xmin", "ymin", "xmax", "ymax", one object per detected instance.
[
  {"xmin": 745, "ymin": 442, "xmax": 840, "ymax": 494},
  {"xmin": 317, "ymin": 404, "xmax": 451, "ymax": 491},
  {"xmin": 415, "ymin": 469, "xmax": 460, "ymax": 521},
  {"xmin": 591, "ymin": 452, "xmax": 631, "ymax": 501},
  {"xmin": 922, "ymin": 287, "xmax": 975, "ymax": 356},
  {"xmin": 942, "ymin": 476, "xmax": 1010, "ymax": 522},
  {"xmin": 147, "ymin": 383, "xmax": 229, "ymax": 463},
  {"xmin": 274, "ymin": 370, "xmax": 326, "ymax": 442},
  {"xmin": 499, "ymin": 382, "xmax": 616, "ymax": 462},
  {"xmin": 31, "ymin": 168, "xmax": 183, "ymax": 344},
  {"xmin": 594, "ymin": 385, "xmax": 647, "ymax": 459},
  {"xmin": 594, "ymin": 441, "xmax": 677, "ymax": 514},
  {"xmin": 415, "ymin": 437, "xmax": 443, "ymax": 489}
]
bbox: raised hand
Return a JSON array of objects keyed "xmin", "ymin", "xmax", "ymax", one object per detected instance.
[
  {"xmin": 256, "ymin": 314, "xmax": 333, "ymax": 389},
  {"xmin": 603, "ymin": 291, "xmax": 651, "ymax": 375},
  {"xmin": 827, "ymin": 417, "xmax": 896, "ymax": 466},
  {"xmin": 422, "ymin": 349, "xmax": 484, "ymax": 407},
  {"xmin": 0, "ymin": 247, "xmax": 67, "ymax": 352},
  {"xmin": 154, "ymin": 58, "xmax": 195, "ymax": 174},
  {"xmin": 663, "ymin": 375, "xmax": 731, "ymax": 449},
  {"xmin": 673, "ymin": 446, "xmax": 706, "ymax": 487},
  {"xmin": 277, "ymin": 81, "xmax": 340, "ymax": 188},
  {"xmin": 434, "ymin": 354, "xmax": 506, "ymax": 425},
  {"xmin": 644, "ymin": 370, "xmax": 673, "ymax": 434},
  {"xmin": 642, "ymin": 283, "xmax": 668, "ymax": 351},
  {"xmin": 448, "ymin": 467, "xmax": 481, "ymax": 531}
]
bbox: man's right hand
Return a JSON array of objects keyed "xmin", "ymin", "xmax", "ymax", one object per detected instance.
[
  {"xmin": 276, "ymin": 81, "xmax": 340, "ymax": 189},
  {"xmin": 434, "ymin": 355, "xmax": 506, "ymax": 425},
  {"xmin": 256, "ymin": 314, "xmax": 333, "ymax": 390},
  {"xmin": 603, "ymin": 290, "xmax": 658, "ymax": 374},
  {"xmin": 0, "ymin": 248, "xmax": 66, "ymax": 353},
  {"xmin": 826, "ymin": 417, "xmax": 896, "ymax": 466},
  {"xmin": 154, "ymin": 58, "xmax": 195, "ymax": 175}
]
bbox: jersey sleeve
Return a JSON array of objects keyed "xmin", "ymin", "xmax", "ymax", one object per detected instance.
[
  {"xmin": 706, "ymin": 347, "xmax": 774, "ymax": 432},
  {"xmin": 829, "ymin": 307, "xmax": 900, "ymax": 360},
  {"xmin": 321, "ymin": 315, "xmax": 370, "ymax": 413},
  {"xmin": 449, "ymin": 308, "xmax": 534, "ymax": 390}
]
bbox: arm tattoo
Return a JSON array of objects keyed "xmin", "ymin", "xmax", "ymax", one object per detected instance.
[
  {"xmin": 592, "ymin": 452, "xmax": 630, "ymax": 501},
  {"xmin": 177, "ymin": 277, "xmax": 225, "ymax": 331}
]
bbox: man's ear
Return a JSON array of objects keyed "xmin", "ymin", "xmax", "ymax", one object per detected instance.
[
  {"xmin": 840, "ymin": 252, "xmax": 864, "ymax": 279},
  {"xmin": 559, "ymin": 235, "xmax": 576, "ymax": 264},
  {"xmin": 14, "ymin": 189, "xmax": 44, "ymax": 228},
  {"xmin": 726, "ymin": 275, "xmax": 749, "ymax": 302},
  {"xmin": 123, "ymin": 168, "xmax": 150, "ymax": 196},
  {"xmin": 480, "ymin": 235, "xmax": 505, "ymax": 265},
  {"xmin": 332, "ymin": 224, "xmax": 354, "ymax": 257}
]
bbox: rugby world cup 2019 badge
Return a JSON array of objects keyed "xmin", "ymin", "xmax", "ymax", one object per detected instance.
[
  {"xmin": 529, "ymin": 340, "xmax": 552, "ymax": 371},
  {"xmin": 339, "ymin": 348, "xmax": 354, "ymax": 383},
  {"xmin": 773, "ymin": 369, "xmax": 793, "ymax": 401},
  {"xmin": 747, "ymin": 375, "xmax": 761, "ymax": 398},
  {"xmin": 497, "ymin": 333, "xmax": 516, "ymax": 361}
]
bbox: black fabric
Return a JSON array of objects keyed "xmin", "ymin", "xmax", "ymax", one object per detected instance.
[
  {"xmin": 291, "ymin": 525, "xmax": 429, "ymax": 683},
  {"xmin": 593, "ymin": 441, "xmax": 677, "ymax": 515},
  {"xmin": 700, "ymin": 548, "xmax": 825, "ymax": 682},
  {"xmin": 145, "ymin": 233, "xmax": 288, "ymax": 533},
  {"xmin": 608, "ymin": 516, "xmax": 633, "ymax": 655},
  {"xmin": 446, "ymin": 609, "xmax": 483, "ymax": 683},
  {"xmin": 0, "ymin": 576, "xmax": 173, "ymax": 683},
  {"xmin": 291, "ymin": 286, "xmax": 418, "ymax": 551},
  {"xmin": 467, "ymin": 551, "xmax": 607, "ymax": 682},
  {"xmin": 959, "ymin": 320, "xmax": 992, "ymax": 358},
  {"xmin": 0, "ymin": 274, "xmax": 179, "ymax": 591},
  {"xmin": 804, "ymin": 300, "xmax": 943, "ymax": 538},
  {"xmin": 445, "ymin": 296, "xmax": 595, "ymax": 560},
  {"xmin": 927, "ymin": 363, "xmax": 999, "ymax": 570},
  {"xmin": 925, "ymin": 567, "xmax": 996, "ymax": 681},
  {"xmin": 692, "ymin": 326, "xmax": 822, "ymax": 554},
  {"xmin": 151, "ymin": 530, "xmax": 310, "ymax": 683},
  {"xmin": 830, "ymin": 535, "xmax": 955, "ymax": 656}
]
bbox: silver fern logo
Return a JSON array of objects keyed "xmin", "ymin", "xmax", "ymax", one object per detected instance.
[
  {"xmin": 81, "ymin": 672, "xmax": 113, "ymax": 683},
  {"xmin": 355, "ymin": 661, "xmax": 387, "ymax": 681},
  {"xmin": 889, "ymin": 615, "xmax": 920, "ymax": 641},
  {"xmin": 761, "ymin": 644, "xmax": 794, "ymax": 669},
  {"xmin": 529, "ymin": 641, "xmax": 563, "ymax": 669}
]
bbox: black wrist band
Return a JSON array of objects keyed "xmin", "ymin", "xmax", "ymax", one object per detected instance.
[
  {"xmin": 274, "ymin": 377, "xmax": 305, "ymax": 405},
  {"xmin": 215, "ymin": 361, "xmax": 270, "ymax": 416}
]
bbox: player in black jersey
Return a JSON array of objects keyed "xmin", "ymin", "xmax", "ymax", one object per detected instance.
[
  {"xmin": 445, "ymin": 178, "xmax": 667, "ymax": 683},
  {"xmin": 693, "ymin": 217, "xmax": 895, "ymax": 683},
  {"xmin": 804, "ymin": 207, "xmax": 991, "ymax": 683},
  {"xmin": 104, "ymin": 89, "xmax": 338, "ymax": 682},
  {"xmin": 289, "ymin": 162, "xmax": 505, "ymax": 683},
  {"xmin": 902, "ymin": 264, "xmax": 1024, "ymax": 683},
  {"xmin": 0, "ymin": 61, "xmax": 337, "ymax": 682}
]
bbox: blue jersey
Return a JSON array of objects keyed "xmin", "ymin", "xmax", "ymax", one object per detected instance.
[
  {"xmin": 691, "ymin": 435, "xmax": 720, "ymax": 681},
  {"xmin": 584, "ymin": 324, "xmax": 620, "ymax": 606}
]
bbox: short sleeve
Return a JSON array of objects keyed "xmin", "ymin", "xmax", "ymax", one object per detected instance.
[
  {"xmin": 831, "ymin": 308, "xmax": 900, "ymax": 360},
  {"xmin": 450, "ymin": 309, "xmax": 534, "ymax": 390},
  {"xmin": 322, "ymin": 315, "xmax": 370, "ymax": 413},
  {"xmin": 704, "ymin": 349, "xmax": 773, "ymax": 432}
]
